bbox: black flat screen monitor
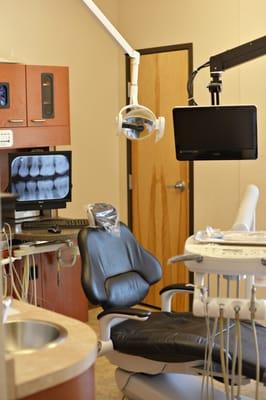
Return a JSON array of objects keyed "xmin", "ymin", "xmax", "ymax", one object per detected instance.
[
  {"xmin": 172, "ymin": 105, "xmax": 257, "ymax": 160},
  {"xmin": 8, "ymin": 150, "xmax": 72, "ymax": 211}
]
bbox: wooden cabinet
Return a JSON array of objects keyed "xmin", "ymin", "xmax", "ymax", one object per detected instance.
[
  {"xmin": 39, "ymin": 251, "xmax": 88, "ymax": 322},
  {"xmin": 11, "ymin": 248, "xmax": 88, "ymax": 322},
  {"xmin": 21, "ymin": 367, "xmax": 95, "ymax": 400},
  {"xmin": 0, "ymin": 64, "xmax": 27, "ymax": 128},
  {"xmin": 0, "ymin": 63, "xmax": 70, "ymax": 148},
  {"xmin": 26, "ymin": 65, "xmax": 70, "ymax": 128}
]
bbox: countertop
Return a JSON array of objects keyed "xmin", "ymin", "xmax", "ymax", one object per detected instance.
[
  {"xmin": 14, "ymin": 229, "xmax": 78, "ymax": 242},
  {"xmin": 6, "ymin": 300, "xmax": 97, "ymax": 399}
]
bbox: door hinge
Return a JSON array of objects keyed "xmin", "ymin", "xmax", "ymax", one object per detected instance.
[{"xmin": 128, "ymin": 174, "xmax": 133, "ymax": 190}]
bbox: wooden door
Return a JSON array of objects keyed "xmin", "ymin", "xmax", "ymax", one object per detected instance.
[
  {"xmin": 0, "ymin": 64, "xmax": 27, "ymax": 128},
  {"xmin": 131, "ymin": 47, "xmax": 192, "ymax": 311},
  {"xmin": 26, "ymin": 65, "xmax": 70, "ymax": 128}
]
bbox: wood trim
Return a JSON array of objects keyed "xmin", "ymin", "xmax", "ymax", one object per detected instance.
[{"xmin": 138, "ymin": 43, "xmax": 193, "ymax": 56}]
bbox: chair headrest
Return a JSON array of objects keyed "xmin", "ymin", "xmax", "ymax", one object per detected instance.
[{"xmin": 87, "ymin": 202, "xmax": 120, "ymax": 236}]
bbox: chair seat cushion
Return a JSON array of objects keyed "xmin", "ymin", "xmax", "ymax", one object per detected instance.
[
  {"xmin": 111, "ymin": 312, "xmax": 213, "ymax": 363},
  {"xmin": 111, "ymin": 311, "xmax": 266, "ymax": 382}
]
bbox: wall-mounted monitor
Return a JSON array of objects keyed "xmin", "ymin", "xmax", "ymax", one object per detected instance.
[
  {"xmin": 172, "ymin": 105, "xmax": 257, "ymax": 161},
  {"xmin": 8, "ymin": 150, "xmax": 72, "ymax": 211}
]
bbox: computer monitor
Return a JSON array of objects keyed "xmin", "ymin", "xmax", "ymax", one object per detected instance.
[
  {"xmin": 172, "ymin": 105, "xmax": 257, "ymax": 161},
  {"xmin": 8, "ymin": 150, "xmax": 72, "ymax": 211}
]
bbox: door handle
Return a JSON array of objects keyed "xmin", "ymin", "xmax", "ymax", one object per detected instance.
[
  {"xmin": 31, "ymin": 119, "xmax": 47, "ymax": 123},
  {"xmin": 167, "ymin": 180, "xmax": 186, "ymax": 192}
]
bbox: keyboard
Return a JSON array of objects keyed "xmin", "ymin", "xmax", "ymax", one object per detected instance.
[{"xmin": 21, "ymin": 218, "xmax": 90, "ymax": 230}]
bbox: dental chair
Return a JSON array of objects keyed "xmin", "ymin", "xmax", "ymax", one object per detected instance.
[{"xmin": 78, "ymin": 210, "xmax": 266, "ymax": 400}]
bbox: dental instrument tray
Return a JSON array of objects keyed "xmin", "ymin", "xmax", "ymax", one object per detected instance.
[
  {"xmin": 194, "ymin": 229, "xmax": 266, "ymax": 246},
  {"xmin": 184, "ymin": 233, "xmax": 266, "ymax": 276},
  {"xmin": 184, "ymin": 234, "xmax": 266, "ymax": 320}
]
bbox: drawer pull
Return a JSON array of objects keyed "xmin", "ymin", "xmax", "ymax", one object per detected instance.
[
  {"xmin": 31, "ymin": 119, "xmax": 46, "ymax": 123},
  {"xmin": 8, "ymin": 119, "xmax": 24, "ymax": 123}
]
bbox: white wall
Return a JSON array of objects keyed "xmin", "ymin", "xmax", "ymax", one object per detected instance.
[
  {"xmin": 238, "ymin": 1, "xmax": 266, "ymax": 230},
  {"xmin": 0, "ymin": 0, "xmax": 121, "ymax": 219},
  {"xmin": 117, "ymin": 0, "xmax": 266, "ymax": 231}
]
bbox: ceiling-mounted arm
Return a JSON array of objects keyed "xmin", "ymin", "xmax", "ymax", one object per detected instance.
[
  {"xmin": 81, "ymin": 0, "xmax": 140, "ymax": 104},
  {"xmin": 208, "ymin": 36, "xmax": 266, "ymax": 105},
  {"xmin": 210, "ymin": 36, "xmax": 266, "ymax": 73}
]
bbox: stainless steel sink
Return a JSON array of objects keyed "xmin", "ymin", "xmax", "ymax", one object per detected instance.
[{"xmin": 4, "ymin": 319, "xmax": 67, "ymax": 354}]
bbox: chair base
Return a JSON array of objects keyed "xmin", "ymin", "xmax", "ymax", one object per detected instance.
[{"xmin": 116, "ymin": 369, "xmax": 253, "ymax": 400}]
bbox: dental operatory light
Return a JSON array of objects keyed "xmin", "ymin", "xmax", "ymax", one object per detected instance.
[
  {"xmin": 81, "ymin": 0, "xmax": 165, "ymax": 142},
  {"xmin": 118, "ymin": 104, "xmax": 165, "ymax": 141}
]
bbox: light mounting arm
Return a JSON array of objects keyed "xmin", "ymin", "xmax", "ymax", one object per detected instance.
[
  {"xmin": 81, "ymin": 0, "xmax": 165, "ymax": 141},
  {"xmin": 81, "ymin": 0, "xmax": 140, "ymax": 104}
]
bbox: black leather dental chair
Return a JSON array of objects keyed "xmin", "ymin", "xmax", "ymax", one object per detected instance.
[{"xmin": 78, "ymin": 222, "xmax": 266, "ymax": 400}]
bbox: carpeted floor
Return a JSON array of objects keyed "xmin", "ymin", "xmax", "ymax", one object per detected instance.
[{"xmin": 89, "ymin": 307, "xmax": 266, "ymax": 399}]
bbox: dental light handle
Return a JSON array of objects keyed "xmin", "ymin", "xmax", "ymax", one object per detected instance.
[
  {"xmin": 81, "ymin": 0, "xmax": 140, "ymax": 104},
  {"xmin": 129, "ymin": 57, "xmax": 140, "ymax": 104}
]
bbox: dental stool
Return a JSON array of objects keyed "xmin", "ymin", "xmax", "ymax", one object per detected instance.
[{"xmin": 78, "ymin": 222, "xmax": 266, "ymax": 400}]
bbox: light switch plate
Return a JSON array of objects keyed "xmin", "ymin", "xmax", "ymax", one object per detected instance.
[{"xmin": 0, "ymin": 129, "xmax": 13, "ymax": 147}]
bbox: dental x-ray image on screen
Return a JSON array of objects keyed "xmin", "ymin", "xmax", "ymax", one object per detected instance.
[{"xmin": 8, "ymin": 151, "xmax": 72, "ymax": 210}]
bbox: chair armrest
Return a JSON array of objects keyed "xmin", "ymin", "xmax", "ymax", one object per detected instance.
[
  {"xmin": 98, "ymin": 307, "xmax": 151, "ymax": 343},
  {"xmin": 160, "ymin": 283, "xmax": 194, "ymax": 295},
  {"xmin": 160, "ymin": 283, "xmax": 194, "ymax": 312},
  {"xmin": 168, "ymin": 254, "xmax": 202, "ymax": 264},
  {"xmin": 97, "ymin": 307, "xmax": 151, "ymax": 320}
]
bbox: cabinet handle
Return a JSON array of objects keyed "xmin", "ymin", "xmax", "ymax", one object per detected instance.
[
  {"xmin": 8, "ymin": 119, "xmax": 24, "ymax": 123},
  {"xmin": 31, "ymin": 119, "xmax": 47, "ymax": 123}
]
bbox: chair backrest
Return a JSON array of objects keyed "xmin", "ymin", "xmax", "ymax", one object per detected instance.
[{"xmin": 78, "ymin": 223, "xmax": 162, "ymax": 309}]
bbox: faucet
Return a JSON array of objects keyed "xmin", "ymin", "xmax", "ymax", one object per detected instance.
[{"xmin": 2, "ymin": 297, "xmax": 12, "ymax": 323}]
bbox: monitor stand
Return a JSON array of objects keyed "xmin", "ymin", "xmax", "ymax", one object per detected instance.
[
  {"xmin": 14, "ymin": 208, "xmax": 54, "ymax": 222},
  {"xmin": 15, "ymin": 210, "xmax": 41, "ymax": 220}
]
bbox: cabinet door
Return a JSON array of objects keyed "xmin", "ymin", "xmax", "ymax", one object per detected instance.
[
  {"xmin": 21, "ymin": 368, "xmax": 95, "ymax": 400},
  {"xmin": 40, "ymin": 251, "xmax": 88, "ymax": 322},
  {"xmin": 26, "ymin": 65, "xmax": 70, "ymax": 127},
  {"xmin": 0, "ymin": 64, "xmax": 27, "ymax": 127}
]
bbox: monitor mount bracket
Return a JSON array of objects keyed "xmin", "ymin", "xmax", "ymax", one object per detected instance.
[{"xmin": 208, "ymin": 35, "xmax": 266, "ymax": 105}]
